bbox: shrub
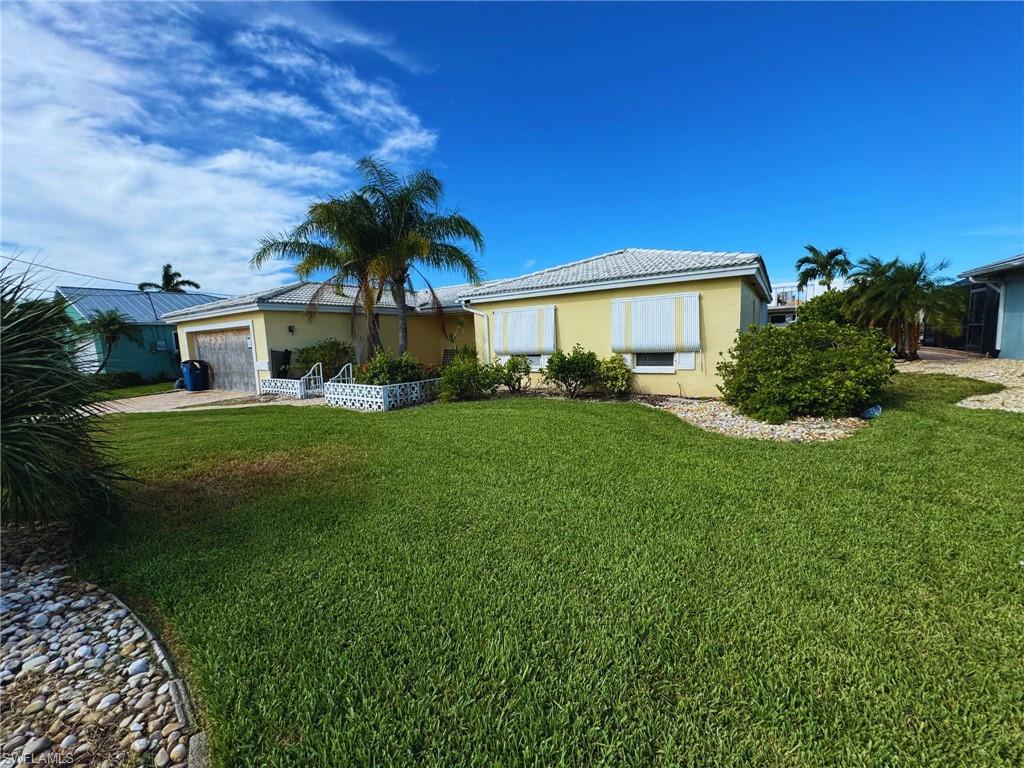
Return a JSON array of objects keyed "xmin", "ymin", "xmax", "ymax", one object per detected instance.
[
  {"xmin": 796, "ymin": 290, "xmax": 852, "ymax": 325},
  {"xmin": 496, "ymin": 355, "xmax": 532, "ymax": 393},
  {"xmin": 295, "ymin": 337, "xmax": 355, "ymax": 380},
  {"xmin": 598, "ymin": 354, "xmax": 634, "ymax": 398},
  {"xmin": 716, "ymin": 321, "xmax": 894, "ymax": 423},
  {"xmin": 543, "ymin": 344, "xmax": 600, "ymax": 398},
  {"xmin": 453, "ymin": 344, "xmax": 478, "ymax": 362},
  {"xmin": 1, "ymin": 268, "xmax": 120, "ymax": 524},
  {"xmin": 439, "ymin": 356, "xmax": 500, "ymax": 401},
  {"xmin": 356, "ymin": 351, "xmax": 425, "ymax": 385}
]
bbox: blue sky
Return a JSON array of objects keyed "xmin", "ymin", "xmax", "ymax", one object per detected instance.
[{"xmin": 2, "ymin": 1, "xmax": 1021, "ymax": 295}]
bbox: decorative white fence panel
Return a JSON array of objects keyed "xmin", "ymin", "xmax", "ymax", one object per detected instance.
[
  {"xmin": 260, "ymin": 363, "xmax": 324, "ymax": 399},
  {"xmin": 324, "ymin": 378, "xmax": 440, "ymax": 412},
  {"xmin": 260, "ymin": 378, "xmax": 305, "ymax": 397}
]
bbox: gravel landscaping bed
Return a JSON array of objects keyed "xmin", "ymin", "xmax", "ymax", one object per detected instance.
[
  {"xmin": 639, "ymin": 395, "xmax": 867, "ymax": 441},
  {"xmin": 898, "ymin": 357, "xmax": 1024, "ymax": 413},
  {"xmin": 0, "ymin": 526, "xmax": 205, "ymax": 768}
]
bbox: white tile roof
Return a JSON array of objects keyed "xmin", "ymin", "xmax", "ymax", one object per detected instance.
[
  {"xmin": 959, "ymin": 254, "xmax": 1024, "ymax": 279},
  {"xmin": 459, "ymin": 248, "xmax": 765, "ymax": 299}
]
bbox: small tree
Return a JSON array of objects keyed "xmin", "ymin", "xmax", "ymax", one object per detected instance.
[
  {"xmin": 1, "ymin": 267, "xmax": 120, "ymax": 524},
  {"xmin": 85, "ymin": 310, "xmax": 143, "ymax": 374},
  {"xmin": 796, "ymin": 245, "xmax": 852, "ymax": 291},
  {"xmin": 138, "ymin": 263, "xmax": 201, "ymax": 292},
  {"xmin": 542, "ymin": 345, "xmax": 600, "ymax": 398}
]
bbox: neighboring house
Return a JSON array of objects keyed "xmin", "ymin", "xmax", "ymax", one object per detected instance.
[
  {"xmin": 921, "ymin": 279, "xmax": 1001, "ymax": 354},
  {"xmin": 767, "ymin": 278, "xmax": 849, "ymax": 326},
  {"xmin": 57, "ymin": 286, "xmax": 224, "ymax": 379},
  {"xmin": 461, "ymin": 248, "xmax": 771, "ymax": 397},
  {"xmin": 162, "ymin": 282, "xmax": 476, "ymax": 392},
  {"xmin": 957, "ymin": 254, "xmax": 1024, "ymax": 359}
]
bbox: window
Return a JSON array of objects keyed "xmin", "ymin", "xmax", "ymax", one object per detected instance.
[
  {"xmin": 611, "ymin": 293, "xmax": 700, "ymax": 374},
  {"xmin": 497, "ymin": 353, "xmax": 546, "ymax": 370},
  {"xmin": 635, "ymin": 352, "xmax": 674, "ymax": 368},
  {"xmin": 493, "ymin": 305, "xmax": 556, "ymax": 361}
]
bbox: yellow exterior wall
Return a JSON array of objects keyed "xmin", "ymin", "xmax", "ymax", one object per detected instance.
[
  {"xmin": 470, "ymin": 277, "xmax": 752, "ymax": 397},
  {"xmin": 174, "ymin": 308, "xmax": 467, "ymax": 381}
]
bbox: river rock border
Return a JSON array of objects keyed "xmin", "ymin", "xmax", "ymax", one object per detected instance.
[{"xmin": 0, "ymin": 525, "xmax": 209, "ymax": 768}]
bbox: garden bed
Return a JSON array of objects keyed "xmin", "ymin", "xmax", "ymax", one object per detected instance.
[
  {"xmin": 639, "ymin": 395, "xmax": 868, "ymax": 441},
  {"xmin": 324, "ymin": 378, "xmax": 440, "ymax": 412}
]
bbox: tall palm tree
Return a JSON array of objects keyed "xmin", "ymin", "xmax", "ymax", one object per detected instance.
[
  {"xmin": 252, "ymin": 195, "xmax": 387, "ymax": 354},
  {"xmin": 85, "ymin": 309, "xmax": 143, "ymax": 374},
  {"xmin": 138, "ymin": 264, "xmax": 201, "ymax": 292},
  {"xmin": 796, "ymin": 245, "xmax": 853, "ymax": 291},
  {"xmin": 354, "ymin": 156, "xmax": 483, "ymax": 355},
  {"xmin": 846, "ymin": 254, "xmax": 965, "ymax": 359}
]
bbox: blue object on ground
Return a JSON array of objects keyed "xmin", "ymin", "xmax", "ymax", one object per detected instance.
[
  {"xmin": 179, "ymin": 360, "xmax": 210, "ymax": 392},
  {"xmin": 861, "ymin": 404, "xmax": 882, "ymax": 419},
  {"xmin": 174, "ymin": 377, "xmax": 185, "ymax": 389}
]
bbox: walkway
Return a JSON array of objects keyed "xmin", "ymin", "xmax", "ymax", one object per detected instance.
[{"xmin": 103, "ymin": 390, "xmax": 326, "ymax": 414}]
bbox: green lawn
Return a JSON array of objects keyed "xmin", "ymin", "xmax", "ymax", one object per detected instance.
[
  {"xmin": 94, "ymin": 381, "xmax": 176, "ymax": 400},
  {"xmin": 82, "ymin": 375, "xmax": 1024, "ymax": 767}
]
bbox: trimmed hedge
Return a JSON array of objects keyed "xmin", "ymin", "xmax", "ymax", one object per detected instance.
[{"xmin": 716, "ymin": 321, "xmax": 894, "ymax": 423}]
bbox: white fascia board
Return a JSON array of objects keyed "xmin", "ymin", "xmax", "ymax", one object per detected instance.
[
  {"xmin": 464, "ymin": 265, "xmax": 768, "ymax": 304},
  {"xmin": 162, "ymin": 301, "xmax": 400, "ymax": 324}
]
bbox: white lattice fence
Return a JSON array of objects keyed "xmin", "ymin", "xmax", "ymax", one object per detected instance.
[
  {"xmin": 260, "ymin": 378, "xmax": 304, "ymax": 397},
  {"xmin": 324, "ymin": 378, "xmax": 440, "ymax": 412}
]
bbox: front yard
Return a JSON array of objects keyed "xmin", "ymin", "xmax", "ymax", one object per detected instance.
[{"xmin": 82, "ymin": 374, "xmax": 1023, "ymax": 766}]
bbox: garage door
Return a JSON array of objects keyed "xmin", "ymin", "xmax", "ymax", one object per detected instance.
[{"xmin": 192, "ymin": 328, "xmax": 256, "ymax": 392}]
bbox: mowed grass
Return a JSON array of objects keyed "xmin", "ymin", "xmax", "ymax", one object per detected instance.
[
  {"xmin": 82, "ymin": 375, "xmax": 1024, "ymax": 767},
  {"xmin": 94, "ymin": 381, "xmax": 175, "ymax": 401}
]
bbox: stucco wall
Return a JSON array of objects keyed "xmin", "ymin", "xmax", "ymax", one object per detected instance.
[
  {"xmin": 1000, "ymin": 273, "xmax": 1024, "ymax": 360},
  {"xmin": 406, "ymin": 311, "xmax": 474, "ymax": 366},
  {"xmin": 470, "ymin": 276, "xmax": 750, "ymax": 397}
]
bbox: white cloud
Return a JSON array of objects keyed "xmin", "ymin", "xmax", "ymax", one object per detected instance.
[
  {"xmin": 0, "ymin": 3, "xmax": 436, "ymax": 295},
  {"xmin": 958, "ymin": 225, "xmax": 1024, "ymax": 238}
]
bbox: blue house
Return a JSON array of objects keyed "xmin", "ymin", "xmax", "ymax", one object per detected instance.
[
  {"xmin": 958, "ymin": 255, "xmax": 1024, "ymax": 360},
  {"xmin": 57, "ymin": 286, "xmax": 224, "ymax": 380}
]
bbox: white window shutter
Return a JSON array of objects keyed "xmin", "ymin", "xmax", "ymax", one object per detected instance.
[
  {"xmin": 680, "ymin": 294, "xmax": 700, "ymax": 352},
  {"xmin": 540, "ymin": 306, "xmax": 556, "ymax": 353},
  {"xmin": 493, "ymin": 311, "xmax": 506, "ymax": 355},
  {"xmin": 611, "ymin": 301, "xmax": 627, "ymax": 352},
  {"xmin": 631, "ymin": 296, "xmax": 676, "ymax": 353},
  {"xmin": 506, "ymin": 309, "xmax": 537, "ymax": 354}
]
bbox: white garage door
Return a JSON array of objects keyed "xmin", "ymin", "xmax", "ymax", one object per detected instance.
[{"xmin": 192, "ymin": 328, "xmax": 256, "ymax": 392}]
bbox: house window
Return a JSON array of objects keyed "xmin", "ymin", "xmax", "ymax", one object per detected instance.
[
  {"xmin": 493, "ymin": 305, "xmax": 556, "ymax": 364},
  {"xmin": 611, "ymin": 293, "xmax": 700, "ymax": 374},
  {"xmin": 635, "ymin": 352, "xmax": 674, "ymax": 368}
]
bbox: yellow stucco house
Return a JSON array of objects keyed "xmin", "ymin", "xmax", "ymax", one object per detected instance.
[
  {"xmin": 163, "ymin": 248, "xmax": 770, "ymax": 397},
  {"xmin": 461, "ymin": 248, "xmax": 771, "ymax": 397},
  {"xmin": 162, "ymin": 282, "xmax": 475, "ymax": 392}
]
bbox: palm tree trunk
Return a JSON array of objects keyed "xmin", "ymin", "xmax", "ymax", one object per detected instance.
[
  {"xmin": 391, "ymin": 282, "xmax": 408, "ymax": 355},
  {"xmin": 95, "ymin": 340, "xmax": 114, "ymax": 374}
]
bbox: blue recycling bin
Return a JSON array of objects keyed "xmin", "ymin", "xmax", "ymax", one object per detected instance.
[{"xmin": 180, "ymin": 360, "xmax": 210, "ymax": 392}]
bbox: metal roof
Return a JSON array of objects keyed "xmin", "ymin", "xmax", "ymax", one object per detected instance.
[
  {"xmin": 459, "ymin": 248, "xmax": 768, "ymax": 300},
  {"xmin": 57, "ymin": 286, "xmax": 225, "ymax": 325},
  {"xmin": 958, "ymin": 254, "xmax": 1024, "ymax": 279}
]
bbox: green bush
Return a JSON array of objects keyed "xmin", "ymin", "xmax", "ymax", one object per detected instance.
[
  {"xmin": 295, "ymin": 337, "xmax": 355, "ymax": 380},
  {"xmin": 716, "ymin": 321, "xmax": 894, "ymax": 423},
  {"xmin": 598, "ymin": 354, "xmax": 634, "ymax": 399},
  {"xmin": 453, "ymin": 344, "xmax": 478, "ymax": 362},
  {"xmin": 543, "ymin": 344, "xmax": 600, "ymax": 398},
  {"xmin": 356, "ymin": 351, "xmax": 425, "ymax": 385},
  {"xmin": 497, "ymin": 355, "xmax": 533, "ymax": 393},
  {"xmin": 439, "ymin": 356, "xmax": 499, "ymax": 402},
  {"xmin": 1, "ymin": 269, "xmax": 120, "ymax": 524},
  {"xmin": 796, "ymin": 290, "xmax": 853, "ymax": 325}
]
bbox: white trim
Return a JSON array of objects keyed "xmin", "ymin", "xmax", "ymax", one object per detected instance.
[
  {"xmin": 465, "ymin": 264, "xmax": 771, "ymax": 304},
  {"xmin": 968, "ymin": 277, "xmax": 1006, "ymax": 352},
  {"xmin": 629, "ymin": 351, "xmax": 696, "ymax": 374},
  {"xmin": 182, "ymin": 318, "xmax": 261, "ymax": 392},
  {"xmin": 163, "ymin": 300, "xmax": 404, "ymax": 324}
]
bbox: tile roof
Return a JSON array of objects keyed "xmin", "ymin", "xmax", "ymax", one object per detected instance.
[
  {"xmin": 459, "ymin": 248, "xmax": 765, "ymax": 299},
  {"xmin": 958, "ymin": 254, "xmax": 1024, "ymax": 279},
  {"xmin": 57, "ymin": 286, "xmax": 225, "ymax": 324}
]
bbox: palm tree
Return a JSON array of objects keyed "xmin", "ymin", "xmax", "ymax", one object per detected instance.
[
  {"xmin": 796, "ymin": 245, "xmax": 853, "ymax": 291},
  {"xmin": 252, "ymin": 194, "xmax": 387, "ymax": 355},
  {"xmin": 355, "ymin": 156, "xmax": 483, "ymax": 355},
  {"xmin": 138, "ymin": 264, "xmax": 201, "ymax": 292},
  {"xmin": 85, "ymin": 309, "xmax": 143, "ymax": 374},
  {"xmin": 846, "ymin": 254, "xmax": 965, "ymax": 359}
]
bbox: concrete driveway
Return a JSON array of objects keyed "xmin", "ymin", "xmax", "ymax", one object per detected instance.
[{"xmin": 103, "ymin": 390, "xmax": 326, "ymax": 413}]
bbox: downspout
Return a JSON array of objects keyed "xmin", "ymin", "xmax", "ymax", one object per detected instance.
[
  {"xmin": 968, "ymin": 276, "xmax": 1005, "ymax": 354},
  {"xmin": 461, "ymin": 300, "xmax": 490, "ymax": 361}
]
